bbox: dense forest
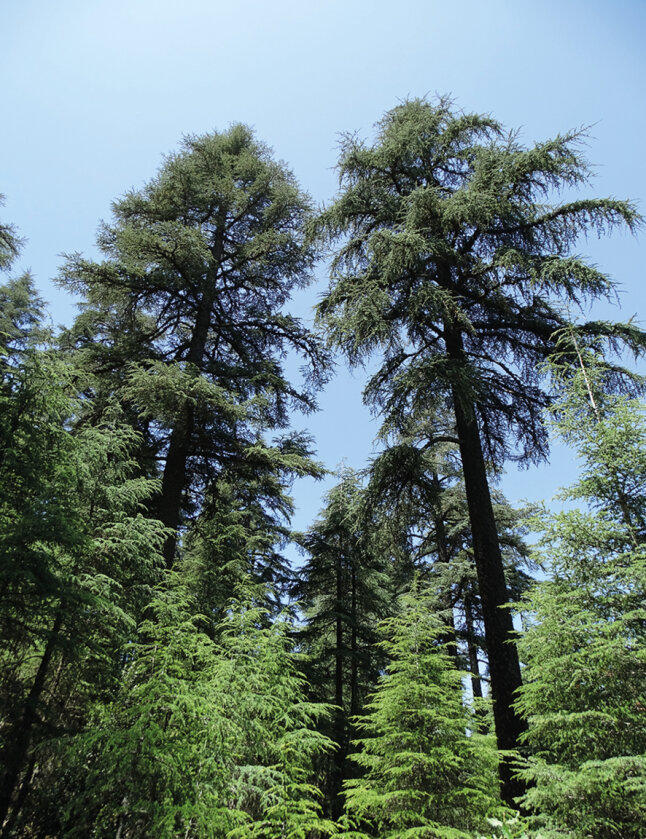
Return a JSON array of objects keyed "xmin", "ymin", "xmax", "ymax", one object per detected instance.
[{"xmin": 1, "ymin": 98, "xmax": 645, "ymax": 838}]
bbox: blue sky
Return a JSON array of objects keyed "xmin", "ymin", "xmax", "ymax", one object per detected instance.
[{"xmin": 2, "ymin": 0, "xmax": 645, "ymax": 532}]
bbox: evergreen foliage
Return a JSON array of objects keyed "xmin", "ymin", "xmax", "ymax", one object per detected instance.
[
  {"xmin": 0, "ymin": 349, "xmax": 167, "ymax": 833},
  {"xmin": 2, "ymin": 99, "xmax": 646, "ymax": 838},
  {"xmin": 61, "ymin": 581, "xmax": 336, "ymax": 839},
  {"xmin": 365, "ymin": 427, "xmax": 535, "ymax": 698},
  {"xmin": 295, "ymin": 471, "xmax": 393, "ymax": 816},
  {"xmin": 516, "ymin": 360, "xmax": 646, "ymax": 838},
  {"xmin": 0, "ymin": 197, "xmax": 22, "ymax": 273},
  {"xmin": 340, "ymin": 585, "xmax": 499, "ymax": 839}
]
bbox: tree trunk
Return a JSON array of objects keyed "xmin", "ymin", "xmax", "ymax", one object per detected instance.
[
  {"xmin": 330, "ymin": 545, "xmax": 345, "ymax": 819},
  {"xmin": 464, "ymin": 594, "xmax": 483, "ymax": 700},
  {"xmin": 430, "ymin": 472, "xmax": 458, "ymax": 662},
  {"xmin": 158, "ymin": 277, "xmax": 217, "ymax": 567},
  {"xmin": 158, "ymin": 219, "xmax": 225, "ymax": 568},
  {"xmin": 444, "ymin": 325, "xmax": 527, "ymax": 807},
  {"xmin": 350, "ymin": 567, "xmax": 358, "ymax": 716},
  {"xmin": 159, "ymin": 403, "xmax": 195, "ymax": 566},
  {"xmin": 0, "ymin": 613, "xmax": 63, "ymax": 835}
]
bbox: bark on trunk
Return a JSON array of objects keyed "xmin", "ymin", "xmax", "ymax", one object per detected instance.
[
  {"xmin": 158, "ymin": 221, "xmax": 225, "ymax": 567},
  {"xmin": 350, "ymin": 568, "xmax": 359, "ymax": 717},
  {"xmin": 444, "ymin": 325, "xmax": 527, "ymax": 807},
  {"xmin": 158, "ymin": 274, "xmax": 218, "ymax": 567},
  {"xmin": 159, "ymin": 403, "xmax": 195, "ymax": 566}
]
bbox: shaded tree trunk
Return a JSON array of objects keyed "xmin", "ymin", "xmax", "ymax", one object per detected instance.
[
  {"xmin": 158, "ymin": 268, "xmax": 219, "ymax": 567},
  {"xmin": 350, "ymin": 568, "xmax": 359, "ymax": 716},
  {"xmin": 159, "ymin": 403, "xmax": 195, "ymax": 566},
  {"xmin": 0, "ymin": 613, "xmax": 63, "ymax": 835},
  {"xmin": 445, "ymin": 325, "xmax": 526, "ymax": 807},
  {"xmin": 330, "ymin": 546, "xmax": 346, "ymax": 819},
  {"xmin": 464, "ymin": 594, "xmax": 483, "ymax": 701},
  {"xmin": 430, "ymin": 472, "xmax": 458, "ymax": 663}
]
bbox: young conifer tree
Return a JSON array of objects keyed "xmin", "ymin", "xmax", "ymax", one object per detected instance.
[
  {"xmin": 340, "ymin": 584, "xmax": 499, "ymax": 839},
  {"xmin": 516, "ymin": 356, "xmax": 646, "ymax": 839},
  {"xmin": 61, "ymin": 580, "xmax": 336, "ymax": 839},
  {"xmin": 315, "ymin": 96, "xmax": 645, "ymax": 803}
]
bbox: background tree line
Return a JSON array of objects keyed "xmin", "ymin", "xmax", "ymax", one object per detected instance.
[{"xmin": 1, "ymin": 98, "xmax": 645, "ymax": 838}]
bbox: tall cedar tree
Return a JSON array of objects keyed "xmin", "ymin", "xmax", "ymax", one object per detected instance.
[
  {"xmin": 516, "ymin": 358, "xmax": 646, "ymax": 838},
  {"xmin": 60, "ymin": 126, "xmax": 326, "ymax": 567},
  {"xmin": 315, "ymin": 97, "xmax": 645, "ymax": 803}
]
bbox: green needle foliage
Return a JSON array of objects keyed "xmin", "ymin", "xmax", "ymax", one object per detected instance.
[
  {"xmin": 0, "ymin": 355, "xmax": 167, "ymax": 834},
  {"xmin": 3, "ymin": 99, "xmax": 646, "ymax": 838},
  {"xmin": 219, "ymin": 593, "xmax": 337, "ymax": 839},
  {"xmin": 365, "ymin": 425, "xmax": 535, "ymax": 693},
  {"xmin": 340, "ymin": 584, "xmax": 499, "ymax": 839},
  {"xmin": 61, "ymin": 580, "xmax": 336, "ymax": 839},
  {"xmin": 516, "ymin": 359, "xmax": 646, "ymax": 838},
  {"xmin": 60, "ymin": 577, "xmax": 243, "ymax": 838},
  {"xmin": 0, "ymin": 231, "xmax": 169, "ymax": 834},
  {"xmin": 0, "ymin": 197, "xmax": 23, "ymax": 273}
]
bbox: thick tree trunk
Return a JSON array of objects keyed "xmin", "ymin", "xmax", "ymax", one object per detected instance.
[
  {"xmin": 158, "ymin": 220, "xmax": 225, "ymax": 567},
  {"xmin": 444, "ymin": 326, "xmax": 527, "ymax": 807},
  {"xmin": 158, "ymin": 276, "xmax": 217, "ymax": 567},
  {"xmin": 159, "ymin": 404, "xmax": 194, "ymax": 566},
  {"xmin": 0, "ymin": 613, "xmax": 63, "ymax": 835}
]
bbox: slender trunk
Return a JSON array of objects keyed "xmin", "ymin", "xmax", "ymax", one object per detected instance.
[
  {"xmin": 430, "ymin": 472, "xmax": 458, "ymax": 662},
  {"xmin": 464, "ymin": 593, "xmax": 489, "ymax": 735},
  {"xmin": 0, "ymin": 757, "xmax": 35, "ymax": 839},
  {"xmin": 350, "ymin": 567, "xmax": 358, "ymax": 716},
  {"xmin": 464, "ymin": 594, "xmax": 483, "ymax": 700},
  {"xmin": 0, "ymin": 613, "xmax": 63, "ymax": 834},
  {"xmin": 331, "ymin": 546, "xmax": 345, "ymax": 819},
  {"xmin": 444, "ymin": 325, "xmax": 527, "ymax": 807},
  {"xmin": 115, "ymin": 797, "xmax": 128, "ymax": 839}
]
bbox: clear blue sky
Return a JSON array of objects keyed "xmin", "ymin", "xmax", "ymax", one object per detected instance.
[{"xmin": 2, "ymin": 0, "xmax": 645, "ymax": 531}]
